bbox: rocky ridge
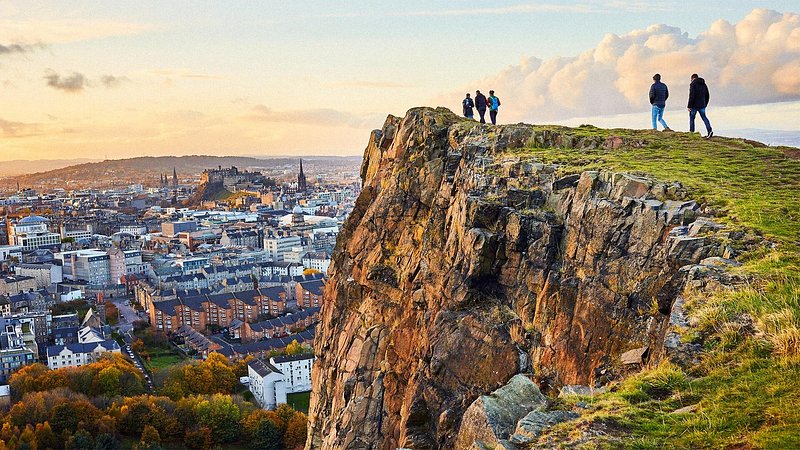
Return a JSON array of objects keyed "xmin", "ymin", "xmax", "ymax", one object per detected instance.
[{"xmin": 306, "ymin": 107, "xmax": 730, "ymax": 449}]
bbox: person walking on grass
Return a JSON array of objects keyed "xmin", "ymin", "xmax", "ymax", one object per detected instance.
[
  {"xmin": 688, "ymin": 73, "xmax": 713, "ymax": 138},
  {"xmin": 475, "ymin": 90, "xmax": 488, "ymax": 123},
  {"xmin": 649, "ymin": 74, "xmax": 671, "ymax": 131},
  {"xmin": 462, "ymin": 93, "xmax": 474, "ymax": 119},
  {"xmin": 488, "ymin": 90, "xmax": 501, "ymax": 125}
]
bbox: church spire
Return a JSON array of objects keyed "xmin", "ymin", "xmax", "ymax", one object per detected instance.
[
  {"xmin": 297, "ymin": 158, "xmax": 307, "ymax": 192},
  {"xmin": 172, "ymin": 167, "xmax": 178, "ymax": 187}
]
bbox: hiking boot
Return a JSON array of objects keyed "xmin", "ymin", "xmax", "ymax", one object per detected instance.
[
  {"xmin": 705, "ymin": 131, "xmax": 714, "ymax": 139},
  {"xmin": 663, "ymin": 128, "xmax": 673, "ymax": 132}
]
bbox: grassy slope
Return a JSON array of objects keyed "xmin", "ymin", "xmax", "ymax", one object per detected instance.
[{"xmin": 509, "ymin": 127, "xmax": 799, "ymax": 449}]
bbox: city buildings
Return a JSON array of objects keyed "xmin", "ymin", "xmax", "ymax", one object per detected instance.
[
  {"xmin": 55, "ymin": 249, "xmax": 112, "ymax": 286},
  {"xmin": 7, "ymin": 216, "xmax": 61, "ymax": 252}
]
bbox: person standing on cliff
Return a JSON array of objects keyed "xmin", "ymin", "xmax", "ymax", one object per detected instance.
[
  {"xmin": 688, "ymin": 73, "xmax": 713, "ymax": 138},
  {"xmin": 487, "ymin": 90, "xmax": 501, "ymax": 125},
  {"xmin": 475, "ymin": 90, "xmax": 488, "ymax": 124},
  {"xmin": 649, "ymin": 74, "xmax": 671, "ymax": 131},
  {"xmin": 462, "ymin": 93, "xmax": 475, "ymax": 119}
]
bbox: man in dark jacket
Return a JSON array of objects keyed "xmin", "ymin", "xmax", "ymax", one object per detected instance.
[
  {"xmin": 462, "ymin": 93, "xmax": 474, "ymax": 119},
  {"xmin": 475, "ymin": 90, "xmax": 487, "ymax": 124},
  {"xmin": 649, "ymin": 74, "xmax": 671, "ymax": 131},
  {"xmin": 688, "ymin": 74, "xmax": 713, "ymax": 138}
]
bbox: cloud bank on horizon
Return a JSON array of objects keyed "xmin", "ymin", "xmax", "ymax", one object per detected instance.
[{"xmin": 446, "ymin": 8, "xmax": 800, "ymax": 123}]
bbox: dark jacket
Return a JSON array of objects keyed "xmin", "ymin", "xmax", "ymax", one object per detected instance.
[
  {"xmin": 462, "ymin": 97, "xmax": 474, "ymax": 115},
  {"xmin": 475, "ymin": 93, "xmax": 487, "ymax": 110},
  {"xmin": 687, "ymin": 77, "xmax": 710, "ymax": 109},
  {"xmin": 649, "ymin": 81, "xmax": 669, "ymax": 107}
]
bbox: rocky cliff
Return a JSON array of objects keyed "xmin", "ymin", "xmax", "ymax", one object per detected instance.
[{"xmin": 307, "ymin": 108, "xmax": 721, "ymax": 449}]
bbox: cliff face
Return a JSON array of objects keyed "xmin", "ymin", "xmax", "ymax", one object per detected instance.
[{"xmin": 307, "ymin": 108, "xmax": 713, "ymax": 449}]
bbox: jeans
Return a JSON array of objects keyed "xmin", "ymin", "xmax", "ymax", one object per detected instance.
[
  {"xmin": 477, "ymin": 108, "xmax": 486, "ymax": 123},
  {"xmin": 651, "ymin": 105, "xmax": 668, "ymax": 130},
  {"xmin": 464, "ymin": 110, "xmax": 474, "ymax": 119},
  {"xmin": 689, "ymin": 108, "xmax": 712, "ymax": 133},
  {"xmin": 490, "ymin": 110, "xmax": 498, "ymax": 125}
]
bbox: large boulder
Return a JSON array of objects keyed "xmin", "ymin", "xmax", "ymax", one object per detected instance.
[{"xmin": 455, "ymin": 375, "xmax": 547, "ymax": 449}]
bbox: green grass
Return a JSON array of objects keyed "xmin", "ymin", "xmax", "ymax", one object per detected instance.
[
  {"xmin": 510, "ymin": 126, "xmax": 800, "ymax": 242},
  {"xmin": 145, "ymin": 353, "xmax": 185, "ymax": 370},
  {"xmin": 508, "ymin": 126, "xmax": 800, "ymax": 449},
  {"xmin": 286, "ymin": 391, "xmax": 311, "ymax": 413}
]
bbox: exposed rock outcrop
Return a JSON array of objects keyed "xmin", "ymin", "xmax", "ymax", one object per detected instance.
[
  {"xmin": 454, "ymin": 374, "xmax": 546, "ymax": 449},
  {"xmin": 307, "ymin": 108, "xmax": 719, "ymax": 449}
]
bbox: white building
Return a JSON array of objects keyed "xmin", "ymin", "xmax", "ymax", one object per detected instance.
[
  {"xmin": 263, "ymin": 235, "xmax": 302, "ymax": 262},
  {"xmin": 46, "ymin": 340, "xmax": 121, "ymax": 369},
  {"xmin": 55, "ymin": 249, "xmax": 112, "ymax": 286},
  {"xmin": 248, "ymin": 354, "xmax": 314, "ymax": 410},
  {"xmin": 248, "ymin": 358, "xmax": 287, "ymax": 410},
  {"xmin": 9, "ymin": 216, "xmax": 61, "ymax": 251},
  {"xmin": 270, "ymin": 353, "xmax": 314, "ymax": 393},
  {"xmin": 60, "ymin": 225, "xmax": 93, "ymax": 241},
  {"xmin": 119, "ymin": 225, "xmax": 148, "ymax": 236},
  {"xmin": 259, "ymin": 261, "xmax": 304, "ymax": 278},
  {"xmin": 301, "ymin": 251, "xmax": 331, "ymax": 274}
]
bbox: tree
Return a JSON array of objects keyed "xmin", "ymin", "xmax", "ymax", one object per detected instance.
[
  {"xmin": 284, "ymin": 413, "xmax": 308, "ymax": 449},
  {"xmin": 18, "ymin": 425, "xmax": 36, "ymax": 450},
  {"xmin": 66, "ymin": 429, "xmax": 94, "ymax": 450},
  {"xmin": 273, "ymin": 404, "xmax": 297, "ymax": 433},
  {"xmin": 285, "ymin": 340, "xmax": 303, "ymax": 356},
  {"xmin": 34, "ymin": 422, "xmax": 59, "ymax": 450},
  {"xmin": 137, "ymin": 425, "xmax": 161, "ymax": 450},
  {"xmin": 250, "ymin": 419, "xmax": 282, "ymax": 450},
  {"xmin": 194, "ymin": 394, "xmax": 241, "ymax": 443},
  {"xmin": 95, "ymin": 366, "xmax": 122, "ymax": 397},
  {"xmin": 302, "ymin": 268, "xmax": 320, "ymax": 276},
  {"xmin": 93, "ymin": 433, "xmax": 121, "ymax": 450},
  {"xmin": 183, "ymin": 427, "xmax": 213, "ymax": 450}
]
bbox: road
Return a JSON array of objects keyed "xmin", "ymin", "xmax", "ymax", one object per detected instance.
[
  {"xmin": 111, "ymin": 294, "xmax": 140, "ymax": 336},
  {"xmin": 110, "ymin": 294, "xmax": 154, "ymax": 391}
]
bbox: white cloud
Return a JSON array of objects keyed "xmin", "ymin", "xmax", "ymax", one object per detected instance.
[{"xmin": 441, "ymin": 9, "xmax": 800, "ymax": 123}]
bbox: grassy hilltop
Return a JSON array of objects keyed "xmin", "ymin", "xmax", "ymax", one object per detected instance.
[{"xmin": 505, "ymin": 126, "xmax": 799, "ymax": 449}]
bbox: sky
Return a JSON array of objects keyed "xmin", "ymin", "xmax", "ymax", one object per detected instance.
[{"xmin": 1, "ymin": 1, "xmax": 799, "ymax": 161}]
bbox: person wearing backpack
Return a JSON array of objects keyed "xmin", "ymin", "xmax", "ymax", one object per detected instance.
[
  {"xmin": 474, "ymin": 90, "xmax": 488, "ymax": 123},
  {"xmin": 488, "ymin": 90, "xmax": 501, "ymax": 125},
  {"xmin": 462, "ymin": 93, "xmax": 475, "ymax": 119}
]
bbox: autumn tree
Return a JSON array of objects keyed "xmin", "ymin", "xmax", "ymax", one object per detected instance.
[
  {"xmin": 136, "ymin": 425, "xmax": 161, "ymax": 450},
  {"xmin": 18, "ymin": 425, "xmax": 36, "ymax": 450},
  {"xmin": 285, "ymin": 340, "xmax": 303, "ymax": 356},
  {"xmin": 194, "ymin": 394, "xmax": 241, "ymax": 444},
  {"xmin": 183, "ymin": 427, "xmax": 213, "ymax": 450},
  {"xmin": 34, "ymin": 421, "xmax": 59, "ymax": 450},
  {"xmin": 49, "ymin": 400, "xmax": 103, "ymax": 434},
  {"xmin": 284, "ymin": 412, "xmax": 308, "ymax": 449}
]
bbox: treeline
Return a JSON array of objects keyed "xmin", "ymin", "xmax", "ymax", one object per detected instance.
[{"xmin": 1, "ymin": 354, "xmax": 307, "ymax": 449}]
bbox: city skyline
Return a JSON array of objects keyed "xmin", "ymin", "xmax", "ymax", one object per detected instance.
[{"xmin": 1, "ymin": 1, "xmax": 799, "ymax": 161}]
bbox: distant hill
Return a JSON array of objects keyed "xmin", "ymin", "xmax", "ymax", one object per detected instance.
[
  {"xmin": 0, "ymin": 158, "xmax": 100, "ymax": 177},
  {"xmin": 1, "ymin": 155, "xmax": 362, "ymax": 192}
]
